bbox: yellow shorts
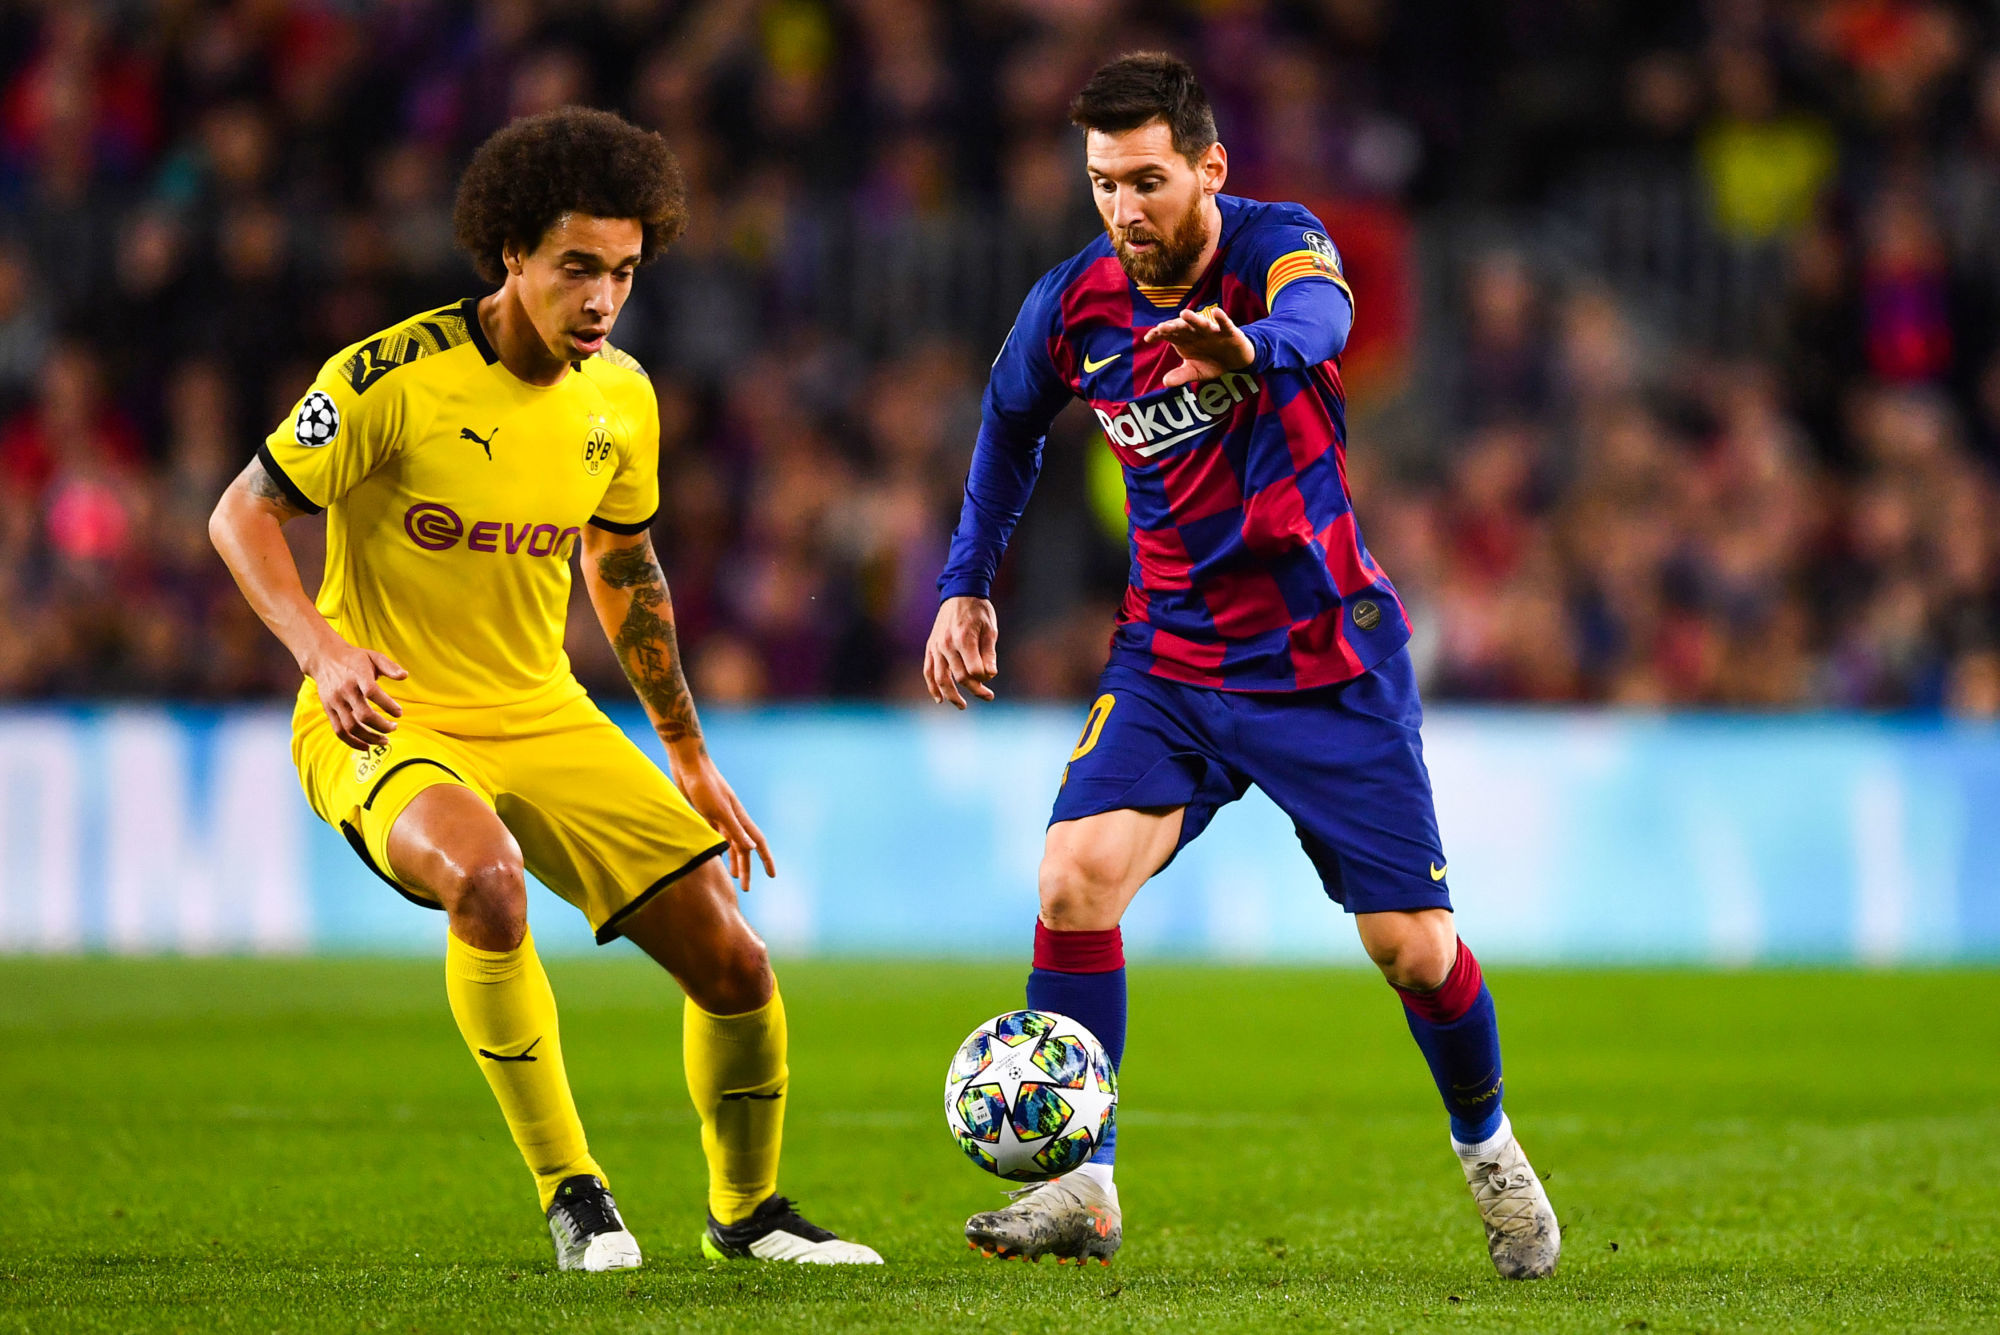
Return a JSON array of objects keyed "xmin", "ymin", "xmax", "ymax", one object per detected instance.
[{"xmin": 292, "ymin": 690, "xmax": 727, "ymax": 943}]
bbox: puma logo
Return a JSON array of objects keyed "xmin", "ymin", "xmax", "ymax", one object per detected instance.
[
  {"xmin": 460, "ymin": 426, "xmax": 497, "ymax": 460},
  {"xmin": 477, "ymin": 1037, "xmax": 540, "ymax": 1062}
]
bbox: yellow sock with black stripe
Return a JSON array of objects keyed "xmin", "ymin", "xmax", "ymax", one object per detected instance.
[
  {"xmin": 444, "ymin": 926, "xmax": 604, "ymax": 1210},
  {"xmin": 683, "ymin": 985, "xmax": 788, "ymax": 1225}
]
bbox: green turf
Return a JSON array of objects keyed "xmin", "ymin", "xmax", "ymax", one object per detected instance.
[{"xmin": 2, "ymin": 958, "xmax": 1996, "ymax": 1333}]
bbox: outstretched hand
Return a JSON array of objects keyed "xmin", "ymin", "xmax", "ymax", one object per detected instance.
[
  {"xmin": 669, "ymin": 743, "xmax": 776, "ymax": 888},
  {"xmin": 1142, "ymin": 306, "xmax": 1255, "ymax": 386},
  {"xmin": 924, "ymin": 596, "xmax": 998, "ymax": 709}
]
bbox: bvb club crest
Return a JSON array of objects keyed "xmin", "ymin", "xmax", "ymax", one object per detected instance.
[
  {"xmin": 354, "ymin": 740, "xmax": 390, "ymax": 783},
  {"xmin": 583, "ymin": 421, "xmax": 614, "ymax": 476}
]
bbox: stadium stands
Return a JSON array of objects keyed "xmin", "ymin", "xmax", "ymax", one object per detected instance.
[{"xmin": 1, "ymin": 0, "xmax": 1996, "ymax": 711}]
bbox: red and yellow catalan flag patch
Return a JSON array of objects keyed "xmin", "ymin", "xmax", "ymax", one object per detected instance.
[{"xmin": 1265, "ymin": 230, "xmax": 1354, "ymax": 308}]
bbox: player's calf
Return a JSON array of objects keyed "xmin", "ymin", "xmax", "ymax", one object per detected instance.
[
  {"xmin": 1032, "ymin": 814, "xmax": 1162, "ymax": 1189},
  {"xmin": 1380, "ymin": 929, "xmax": 1561, "ymax": 1279},
  {"xmin": 1026, "ymin": 923, "xmax": 1127, "ymax": 1168}
]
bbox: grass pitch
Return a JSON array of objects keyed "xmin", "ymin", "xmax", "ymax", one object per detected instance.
[{"xmin": 1, "ymin": 958, "xmax": 1996, "ymax": 1333}]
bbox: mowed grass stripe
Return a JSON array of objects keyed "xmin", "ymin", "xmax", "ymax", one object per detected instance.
[{"xmin": 1, "ymin": 959, "xmax": 1995, "ymax": 1333}]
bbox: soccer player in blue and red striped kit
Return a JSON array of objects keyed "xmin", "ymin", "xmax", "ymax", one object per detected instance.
[{"xmin": 925, "ymin": 53, "xmax": 1559, "ymax": 1278}]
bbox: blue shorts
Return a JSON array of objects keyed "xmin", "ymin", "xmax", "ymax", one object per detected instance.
[{"xmin": 1049, "ymin": 649, "xmax": 1451, "ymax": 915}]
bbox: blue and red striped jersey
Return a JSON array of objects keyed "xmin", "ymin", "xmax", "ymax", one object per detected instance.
[{"xmin": 939, "ymin": 193, "xmax": 1410, "ymax": 692}]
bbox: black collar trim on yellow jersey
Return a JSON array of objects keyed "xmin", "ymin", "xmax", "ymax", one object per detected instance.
[{"xmin": 461, "ymin": 296, "xmax": 500, "ymax": 365}]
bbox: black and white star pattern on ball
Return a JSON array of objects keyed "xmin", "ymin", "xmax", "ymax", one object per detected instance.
[{"xmin": 294, "ymin": 390, "xmax": 340, "ymax": 448}]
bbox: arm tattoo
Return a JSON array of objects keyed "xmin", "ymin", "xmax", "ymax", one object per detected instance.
[
  {"xmin": 241, "ymin": 457, "xmax": 304, "ymax": 518},
  {"xmin": 594, "ymin": 540, "xmax": 702, "ymax": 744}
]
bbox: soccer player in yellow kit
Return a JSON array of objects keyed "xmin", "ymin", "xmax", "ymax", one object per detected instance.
[{"xmin": 208, "ymin": 107, "xmax": 880, "ymax": 1271}]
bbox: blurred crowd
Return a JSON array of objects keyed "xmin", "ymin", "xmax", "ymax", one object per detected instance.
[{"xmin": 2, "ymin": 0, "xmax": 1999, "ymax": 714}]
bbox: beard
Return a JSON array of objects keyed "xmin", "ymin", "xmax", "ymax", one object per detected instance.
[{"xmin": 1109, "ymin": 193, "xmax": 1211, "ymax": 285}]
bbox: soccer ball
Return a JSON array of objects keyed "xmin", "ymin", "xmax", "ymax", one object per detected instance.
[
  {"xmin": 294, "ymin": 390, "xmax": 340, "ymax": 448},
  {"xmin": 944, "ymin": 1009, "xmax": 1117, "ymax": 1181}
]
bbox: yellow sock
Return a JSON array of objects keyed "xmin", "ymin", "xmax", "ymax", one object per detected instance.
[
  {"xmin": 444, "ymin": 926, "xmax": 603, "ymax": 1210},
  {"xmin": 683, "ymin": 984, "xmax": 788, "ymax": 1225}
]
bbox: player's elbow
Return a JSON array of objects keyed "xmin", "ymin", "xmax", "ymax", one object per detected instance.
[
  {"xmin": 206, "ymin": 489, "xmax": 245, "ymax": 559},
  {"xmin": 209, "ymin": 476, "xmax": 294, "ymax": 563}
]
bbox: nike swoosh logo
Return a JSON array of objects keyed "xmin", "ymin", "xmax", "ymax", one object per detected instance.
[
  {"xmin": 1082, "ymin": 351, "xmax": 1122, "ymax": 373},
  {"xmin": 478, "ymin": 1037, "xmax": 541, "ymax": 1063},
  {"xmin": 1430, "ymin": 863, "xmax": 1448, "ymax": 881}
]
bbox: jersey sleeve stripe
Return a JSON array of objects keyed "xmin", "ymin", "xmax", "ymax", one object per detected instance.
[
  {"xmin": 1265, "ymin": 251, "xmax": 1355, "ymax": 308},
  {"xmin": 587, "ymin": 510, "xmax": 656, "ymax": 535},
  {"xmin": 255, "ymin": 443, "xmax": 325, "ymax": 515}
]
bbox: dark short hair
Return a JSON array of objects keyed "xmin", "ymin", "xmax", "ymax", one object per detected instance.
[
  {"xmin": 453, "ymin": 106, "xmax": 688, "ymax": 285},
  {"xmin": 1068, "ymin": 52, "xmax": 1217, "ymax": 162}
]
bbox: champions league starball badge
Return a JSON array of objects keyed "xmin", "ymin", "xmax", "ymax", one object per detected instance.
[{"xmin": 295, "ymin": 390, "xmax": 340, "ymax": 448}]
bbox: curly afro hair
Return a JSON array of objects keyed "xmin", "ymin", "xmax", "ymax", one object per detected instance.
[{"xmin": 453, "ymin": 106, "xmax": 688, "ymax": 285}]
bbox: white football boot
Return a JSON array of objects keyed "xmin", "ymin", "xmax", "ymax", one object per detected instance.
[
  {"xmin": 700, "ymin": 1195, "xmax": 883, "ymax": 1264},
  {"xmin": 965, "ymin": 1170, "xmax": 1122, "ymax": 1265},
  {"xmin": 1455, "ymin": 1117, "xmax": 1560, "ymax": 1278},
  {"xmin": 546, "ymin": 1174, "xmax": 643, "ymax": 1272}
]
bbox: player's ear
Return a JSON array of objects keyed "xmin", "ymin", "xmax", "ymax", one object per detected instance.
[
  {"xmin": 1199, "ymin": 142, "xmax": 1228, "ymax": 195},
  {"xmin": 501, "ymin": 239, "xmax": 527, "ymax": 277}
]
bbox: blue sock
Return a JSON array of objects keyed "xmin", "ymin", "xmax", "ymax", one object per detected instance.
[
  {"xmin": 1027, "ymin": 922, "xmax": 1125, "ymax": 1165},
  {"xmin": 1395, "ymin": 939, "xmax": 1505, "ymax": 1146}
]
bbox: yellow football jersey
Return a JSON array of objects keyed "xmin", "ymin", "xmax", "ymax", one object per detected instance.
[{"xmin": 261, "ymin": 299, "xmax": 659, "ymax": 735}]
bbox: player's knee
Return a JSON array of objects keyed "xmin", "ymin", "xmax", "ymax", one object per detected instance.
[
  {"xmin": 1037, "ymin": 849, "xmax": 1128, "ymax": 930},
  {"xmin": 1363, "ymin": 918, "xmax": 1456, "ymax": 991},
  {"xmin": 442, "ymin": 857, "xmax": 528, "ymax": 948},
  {"xmin": 692, "ymin": 932, "xmax": 772, "ymax": 1015}
]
